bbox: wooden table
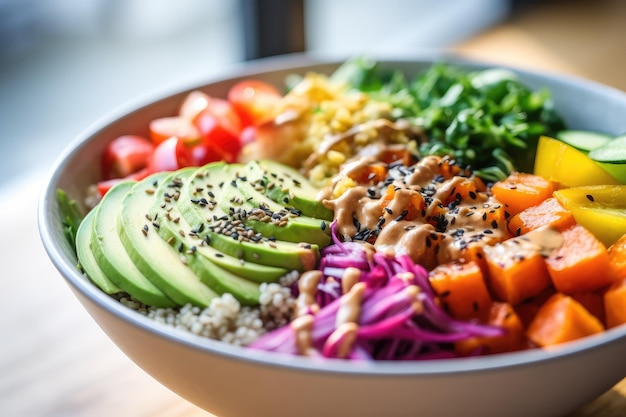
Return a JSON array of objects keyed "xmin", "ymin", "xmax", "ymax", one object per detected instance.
[{"xmin": 2, "ymin": 1, "xmax": 625, "ymax": 416}]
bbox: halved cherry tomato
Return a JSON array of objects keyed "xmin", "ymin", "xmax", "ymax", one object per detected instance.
[
  {"xmin": 227, "ymin": 80, "xmax": 282, "ymax": 127},
  {"xmin": 192, "ymin": 97, "xmax": 243, "ymax": 162},
  {"xmin": 101, "ymin": 135, "xmax": 154, "ymax": 180},
  {"xmin": 149, "ymin": 116, "xmax": 200, "ymax": 145},
  {"xmin": 147, "ymin": 136, "xmax": 194, "ymax": 172},
  {"xmin": 96, "ymin": 167, "xmax": 152, "ymax": 197},
  {"xmin": 194, "ymin": 114, "xmax": 241, "ymax": 162},
  {"xmin": 190, "ymin": 142, "xmax": 224, "ymax": 166},
  {"xmin": 179, "ymin": 90, "xmax": 211, "ymax": 120}
]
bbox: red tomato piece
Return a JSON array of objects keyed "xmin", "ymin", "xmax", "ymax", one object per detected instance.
[
  {"xmin": 96, "ymin": 167, "xmax": 152, "ymax": 197},
  {"xmin": 190, "ymin": 142, "xmax": 224, "ymax": 166},
  {"xmin": 149, "ymin": 116, "xmax": 200, "ymax": 145},
  {"xmin": 101, "ymin": 135, "xmax": 154, "ymax": 181},
  {"xmin": 227, "ymin": 80, "xmax": 282, "ymax": 127},
  {"xmin": 179, "ymin": 90, "xmax": 211, "ymax": 120},
  {"xmin": 147, "ymin": 137, "xmax": 194, "ymax": 172},
  {"xmin": 192, "ymin": 97, "xmax": 243, "ymax": 162}
]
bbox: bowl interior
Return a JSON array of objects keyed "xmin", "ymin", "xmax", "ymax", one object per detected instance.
[{"xmin": 39, "ymin": 54, "xmax": 626, "ymax": 376}]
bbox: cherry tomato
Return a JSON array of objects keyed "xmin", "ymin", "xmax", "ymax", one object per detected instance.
[
  {"xmin": 179, "ymin": 90, "xmax": 211, "ymax": 120},
  {"xmin": 192, "ymin": 98, "xmax": 243, "ymax": 162},
  {"xmin": 96, "ymin": 167, "xmax": 152, "ymax": 196},
  {"xmin": 190, "ymin": 142, "xmax": 224, "ymax": 166},
  {"xmin": 101, "ymin": 135, "xmax": 154, "ymax": 180},
  {"xmin": 147, "ymin": 136, "xmax": 194, "ymax": 172},
  {"xmin": 149, "ymin": 116, "xmax": 200, "ymax": 145},
  {"xmin": 227, "ymin": 80, "xmax": 282, "ymax": 127}
]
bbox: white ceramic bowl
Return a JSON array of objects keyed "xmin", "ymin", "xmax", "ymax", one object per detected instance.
[{"xmin": 39, "ymin": 54, "xmax": 626, "ymax": 417}]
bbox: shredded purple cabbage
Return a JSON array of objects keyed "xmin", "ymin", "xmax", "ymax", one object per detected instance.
[{"xmin": 249, "ymin": 222, "xmax": 504, "ymax": 360}]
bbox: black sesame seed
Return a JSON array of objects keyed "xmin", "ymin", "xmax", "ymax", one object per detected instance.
[{"xmin": 586, "ymin": 194, "xmax": 595, "ymax": 202}]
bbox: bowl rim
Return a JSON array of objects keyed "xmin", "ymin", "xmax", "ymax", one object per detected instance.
[{"xmin": 38, "ymin": 52, "xmax": 626, "ymax": 377}]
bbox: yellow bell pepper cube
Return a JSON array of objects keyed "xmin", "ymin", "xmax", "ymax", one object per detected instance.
[
  {"xmin": 554, "ymin": 185, "xmax": 626, "ymax": 247},
  {"xmin": 534, "ymin": 136, "xmax": 619, "ymax": 188}
]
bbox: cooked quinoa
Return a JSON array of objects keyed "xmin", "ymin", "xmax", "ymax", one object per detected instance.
[{"xmin": 119, "ymin": 271, "xmax": 299, "ymax": 346}]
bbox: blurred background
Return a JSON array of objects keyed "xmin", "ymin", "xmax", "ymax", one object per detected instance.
[
  {"xmin": 0, "ymin": 0, "xmax": 517, "ymax": 186},
  {"xmin": 1, "ymin": 0, "xmax": 625, "ymax": 189}
]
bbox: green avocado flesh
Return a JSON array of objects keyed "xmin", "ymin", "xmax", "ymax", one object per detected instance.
[
  {"xmin": 119, "ymin": 172, "xmax": 220, "ymax": 307},
  {"xmin": 76, "ymin": 209, "xmax": 121, "ymax": 295},
  {"xmin": 77, "ymin": 161, "xmax": 333, "ymax": 308},
  {"xmin": 178, "ymin": 162, "xmax": 324, "ymax": 271},
  {"xmin": 89, "ymin": 181, "xmax": 175, "ymax": 307},
  {"xmin": 244, "ymin": 160, "xmax": 334, "ymax": 221}
]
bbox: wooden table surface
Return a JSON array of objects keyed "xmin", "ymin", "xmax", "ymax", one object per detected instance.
[{"xmin": 2, "ymin": 1, "xmax": 625, "ymax": 416}]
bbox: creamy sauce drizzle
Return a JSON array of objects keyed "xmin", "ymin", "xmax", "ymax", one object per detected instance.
[{"xmin": 324, "ymin": 155, "xmax": 510, "ymax": 269}]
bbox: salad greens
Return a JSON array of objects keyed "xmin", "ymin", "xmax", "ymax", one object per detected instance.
[
  {"xmin": 331, "ymin": 57, "xmax": 565, "ymax": 181},
  {"xmin": 56, "ymin": 189, "xmax": 83, "ymax": 253}
]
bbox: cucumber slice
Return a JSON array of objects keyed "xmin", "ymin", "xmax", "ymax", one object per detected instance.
[
  {"xmin": 556, "ymin": 130, "xmax": 613, "ymax": 152},
  {"xmin": 589, "ymin": 135, "xmax": 626, "ymax": 163}
]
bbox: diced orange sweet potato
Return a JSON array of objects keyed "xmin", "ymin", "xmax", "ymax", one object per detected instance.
[
  {"xmin": 438, "ymin": 156, "xmax": 463, "ymax": 179},
  {"xmin": 347, "ymin": 162, "xmax": 387, "ymax": 184},
  {"xmin": 507, "ymin": 197, "xmax": 576, "ymax": 236},
  {"xmin": 380, "ymin": 185, "xmax": 426, "ymax": 221},
  {"xmin": 608, "ymin": 233, "xmax": 626, "ymax": 279},
  {"xmin": 429, "ymin": 261, "xmax": 493, "ymax": 320},
  {"xmin": 604, "ymin": 278, "xmax": 626, "ymax": 328},
  {"xmin": 461, "ymin": 243, "xmax": 488, "ymax": 276},
  {"xmin": 483, "ymin": 239, "xmax": 552, "ymax": 305},
  {"xmin": 570, "ymin": 291, "xmax": 606, "ymax": 325},
  {"xmin": 546, "ymin": 224, "xmax": 617, "ymax": 294},
  {"xmin": 491, "ymin": 172, "xmax": 555, "ymax": 216},
  {"xmin": 514, "ymin": 287, "xmax": 556, "ymax": 329},
  {"xmin": 455, "ymin": 302, "xmax": 526, "ymax": 355},
  {"xmin": 527, "ymin": 293, "xmax": 604, "ymax": 347},
  {"xmin": 379, "ymin": 147, "xmax": 416, "ymax": 166},
  {"xmin": 443, "ymin": 178, "xmax": 481, "ymax": 206}
]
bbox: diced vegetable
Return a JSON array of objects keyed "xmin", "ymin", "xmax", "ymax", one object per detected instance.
[
  {"xmin": 491, "ymin": 172, "xmax": 555, "ymax": 216},
  {"xmin": 553, "ymin": 185, "xmax": 626, "ymax": 247},
  {"xmin": 609, "ymin": 233, "xmax": 626, "ymax": 279},
  {"xmin": 101, "ymin": 135, "xmax": 155, "ymax": 180},
  {"xmin": 545, "ymin": 225, "xmax": 616, "ymax": 294},
  {"xmin": 527, "ymin": 293, "xmax": 604, "ymax": 347},
  {"xmin": 570, "ymin": 291, "xmax": 606, "ymax": 325},
  {"xmin": 149, "ymin": 116, "xmax": 200, "ymax": 145},
  {"xmin": 534, "ymin": 136, "xmax": 619, "ymax": 187},
  {"xmin": 227, "ymin": 79, "xmax": 282, "ymax": 127},
  {"xmin": 483, "ymin": 239, "xmax": 552, "ymax": 305},
  {"xmin": 455, "ymin": 302, "xmax": 525, "ymax": 355},
  {"xmin": 429, "ymin": 261, "xmax": 492, "ymax": 320},
  {"xmin": 604, "ymin": 278, "xmax": 626, "ymax": 328},
  {"xmin": 507, "ymin": 197, "xmax": 575, "ymax": 236}
]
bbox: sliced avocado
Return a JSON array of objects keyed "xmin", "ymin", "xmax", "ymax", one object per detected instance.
[
  {"xmin": 244, "ymin": 160, "xmax": 334, "ymax": 220},
  {"xmin": 222, "ymin": 165, "xmax": 331, "ymax": 247},
  {"xmin": 149, "ymin": 168, "xmax": 288, "ymax": 284},
  {"xmin": 118, "ymin": 172, "xmax": 219, "ymax": 307},
  {"xmin": 178, "ymin": 162, "xmax": 319, "ymax": 271},
  {"xmin": 76, "ymin": 208, "xmax": 121, "ymax": 295},
  {"xmin": 90, "ymin": 181, "xmax": 175, "ymax": 307}
]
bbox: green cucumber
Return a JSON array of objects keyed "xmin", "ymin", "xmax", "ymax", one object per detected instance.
[
  {"xmin": 589, "ymin": 135, "xmax": 626, "ymax": 163},
  {"xmin": 588, "ymin": 135, "xmax": 626, "ymax": 183},
  {"xmin": 556, "ymin": 130, "xmax": 613, "ymax": 153}
]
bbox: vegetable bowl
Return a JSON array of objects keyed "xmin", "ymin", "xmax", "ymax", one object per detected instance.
[{"xmin": 38, "ymin": 54, "xmax": 626, "ymax": 417}]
